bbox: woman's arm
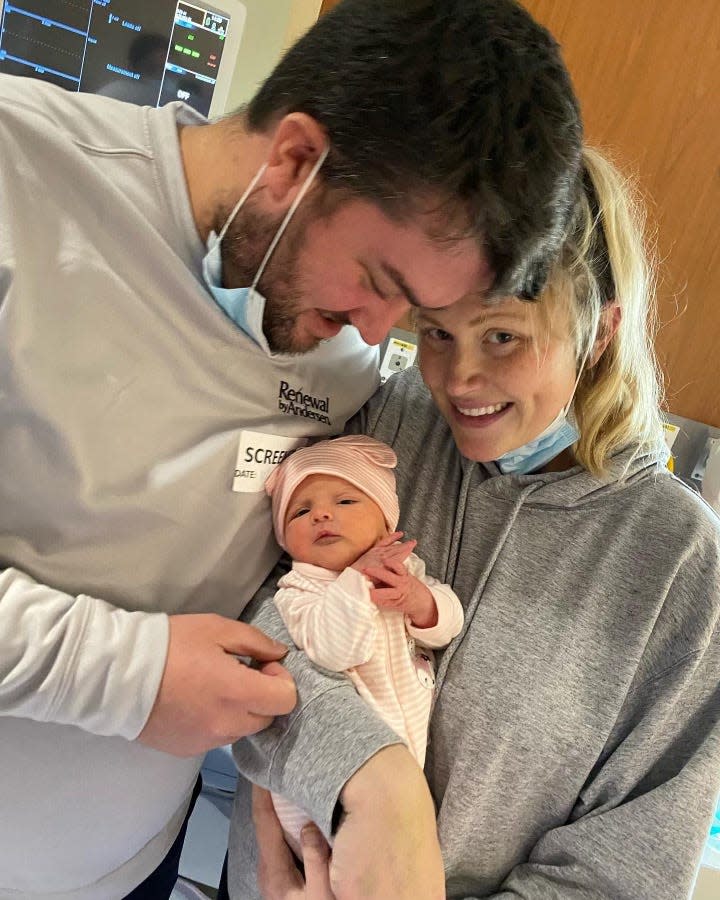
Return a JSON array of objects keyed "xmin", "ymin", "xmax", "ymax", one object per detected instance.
[
  {"xmin": 232, "ymin": 565, "xmax": 402, "ymax": 836},
  {"xmin": 230, "ymin": 565, "xmax": 443, "ymax": 898}
]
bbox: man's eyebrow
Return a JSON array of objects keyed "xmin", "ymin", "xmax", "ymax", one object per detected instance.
[{"xmin": 380, "ymin": 262, "xmax": 425, "ymax": 308}]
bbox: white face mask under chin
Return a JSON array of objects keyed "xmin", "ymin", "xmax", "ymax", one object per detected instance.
[{"xmin": 201, "ymin": 147, "xmax": 329, "ymax": 353}]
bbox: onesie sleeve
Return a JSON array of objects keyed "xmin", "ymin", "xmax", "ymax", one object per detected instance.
[
  {"xmin": 405, "ymin": 553, "xmax": 464, "ymax": 648},
  {"xmin": 274, "ymin": 567, "xmax": 380, "ymax": 671}
]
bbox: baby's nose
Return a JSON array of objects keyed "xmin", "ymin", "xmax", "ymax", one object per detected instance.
[{"xmin": 312, "ymin": 508, "xmax": 332, "ymax": 522}]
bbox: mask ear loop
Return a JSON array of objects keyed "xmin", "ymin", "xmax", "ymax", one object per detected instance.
[
  {"xmin": 562, "ymin": 312, "xmax": 600, "ymax": 418},
  {"xmin": 249, "ymin": 145, "xmax": 330, "ymax": 291},
  {"xmin": 212, "ymin": 162, "xmax": 269, "ymax": 250}
]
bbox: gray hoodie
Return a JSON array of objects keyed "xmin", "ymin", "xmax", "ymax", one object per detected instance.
[{"xmin": 231, "ymin": 366, "xmax": 720, "ymax": 899}]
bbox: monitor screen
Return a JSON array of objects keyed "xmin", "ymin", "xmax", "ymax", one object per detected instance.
[{"xmin": 0, "ymin": 0, "xmax": 246, "ymax": 117}]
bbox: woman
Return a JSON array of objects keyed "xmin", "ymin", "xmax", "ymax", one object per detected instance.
[{"xmin": 227, "ymin": 148, "xmax": 720, "ymax": 899}]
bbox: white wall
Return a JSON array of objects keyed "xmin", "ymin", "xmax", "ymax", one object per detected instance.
[
  {"xmin": 226, "ymin": 0, "xmax": 322, "ymax": 112},
  {"xmin": 692, "ymin": 865, "xmax": 720, "ymax": 900}
]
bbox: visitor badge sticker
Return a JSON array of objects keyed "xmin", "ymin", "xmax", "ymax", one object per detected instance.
[{"xmin": 233, "ymin": 430, "xmax": 307, "ymax": 493}]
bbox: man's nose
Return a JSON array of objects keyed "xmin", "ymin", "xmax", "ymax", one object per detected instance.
[{"xmin": 350, "ymin": 297, "xmax": 410, "ymax": 346}]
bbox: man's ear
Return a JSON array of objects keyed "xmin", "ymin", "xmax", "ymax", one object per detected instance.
[
  {"xmin": 589, "ymin": 300, "xmax": 621, "ymax": 366},
  {"xmin": 262, "ymin": 113, "xmax": 328, "ymax": 211}
]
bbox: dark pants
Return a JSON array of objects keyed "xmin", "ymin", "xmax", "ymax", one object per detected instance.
[
  {"xmin": 217, "ymin": 855, "xmax": 230, "ymax": 900},
  {"xmin": 122, "ymin": 776, "xmax": 203, "ymax": 900}
]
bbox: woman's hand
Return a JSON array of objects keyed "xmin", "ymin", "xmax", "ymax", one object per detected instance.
[
  {"xmin": 253, "ymin": 746, "xmax": 444, "ymax": 899},
  {"xmin": 253, "ymin": 785, "xmax": 336, "ymax": 900},
  {"xmin": 332, "ymin": 745, "xmax": 446, "ymax": 899}
]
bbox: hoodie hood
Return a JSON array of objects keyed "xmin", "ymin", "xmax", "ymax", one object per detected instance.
[{"xmin": 471, "ymin": 440, "xmax": 671, "ymax": 510}]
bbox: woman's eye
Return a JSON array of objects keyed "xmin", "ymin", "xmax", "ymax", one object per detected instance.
[
  {"xmin": 420, "ymin": 326, "xmax": 453, "ymax": 343},
  {"xmin": 487, "ymin": 331, "xmax": 516, "ymax": 345}
]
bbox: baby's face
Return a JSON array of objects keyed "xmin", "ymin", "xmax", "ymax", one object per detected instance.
[{"xmin": 283, "ymin": 474, "xmax": 387, "ymax": 571}]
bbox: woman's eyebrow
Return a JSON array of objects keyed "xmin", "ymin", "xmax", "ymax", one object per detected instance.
[{"xmin": 417, "ymin": 305, "xmax": 529, "ymax": 328}]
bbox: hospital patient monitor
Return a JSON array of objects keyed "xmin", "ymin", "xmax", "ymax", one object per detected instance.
[{"xmin": 0, "ymin": 0, "xmax": 247, "ymax": 117}]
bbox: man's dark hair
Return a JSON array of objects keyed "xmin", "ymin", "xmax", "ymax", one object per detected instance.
[{"xmin": 245, "ymin": 0, "xmax": 582, "ymax": 300}]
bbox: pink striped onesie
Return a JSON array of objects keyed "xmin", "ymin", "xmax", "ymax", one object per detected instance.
[{"xmin": 271, "ymin": 553, "xmax": 464, "ymax": 845}]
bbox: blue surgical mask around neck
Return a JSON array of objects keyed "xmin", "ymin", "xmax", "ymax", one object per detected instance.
[
  {"xmin": 494, "ymin": 405, "xmax": 579, "ymax": 474},
  {"xmin": 201, "ymin": 147, "xmax": 329, "ymax": 352},
  {"xmin": 495, "ymin": 338, "xmax": 594, "ymax": 475}
]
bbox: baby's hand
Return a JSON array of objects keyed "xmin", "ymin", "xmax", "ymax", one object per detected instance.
[
  {"xmin": 354, "ymin": 534, "xmax": 438, "ymax": 629},
  {"xmin": 351, "ymin": 532, "xmax": 415, "ymax": 582}
]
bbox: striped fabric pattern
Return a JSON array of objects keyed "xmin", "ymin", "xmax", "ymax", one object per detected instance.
[{"xmin": 271, "ymin": 556, "xmax": 464, "ymax": 847}]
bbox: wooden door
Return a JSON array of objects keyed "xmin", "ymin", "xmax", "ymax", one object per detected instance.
[{"xmin": 523, "ymin": 0, "xmax": 720, "ymax": 424}]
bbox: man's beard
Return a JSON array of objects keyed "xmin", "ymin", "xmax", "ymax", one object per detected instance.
[{"xmin": 218, "ymin": 197, "xmax": 322, "ymax": 355}]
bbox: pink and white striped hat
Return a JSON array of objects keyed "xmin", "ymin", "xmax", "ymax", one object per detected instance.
[{"xmin": 265, "ymin": 435, "xmax": 400, "ymax": 549}]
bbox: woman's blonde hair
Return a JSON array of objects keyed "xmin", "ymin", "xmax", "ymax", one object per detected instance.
[{"xmin": 547, "ymin": 146, "xmax": 665, "ymax": 476}]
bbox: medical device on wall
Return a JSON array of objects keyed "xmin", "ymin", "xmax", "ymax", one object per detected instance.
[
  {"xmin": 0, "ymin": 0, "xmax": 246, "ymax": 117},
  {"xmin": 379, "ymin": 329, "xmax": 418, "ymax": 384}
]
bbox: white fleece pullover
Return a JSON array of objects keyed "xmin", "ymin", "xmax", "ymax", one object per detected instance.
[{"xmin": 0, "ymin": 74, "xmax": 378, "ymax": 898}]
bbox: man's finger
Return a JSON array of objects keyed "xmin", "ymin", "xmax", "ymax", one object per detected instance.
[
  {"xmin": 260, "ymin": 660, "xmax": 296, "ymax": 681},
  {"xmin": 301, "ymin": 825, "xmax": 335, "ymax": 899},
  {"xmin": 235, "ymin": 661, "xmax": 297, "ymax": 716},
  {"xmin": 380, "ymin": 562, "xmax": 405, "ymax": 580},
  {"xmin": 218, "ymin": 618, "xmax": 289, "ymax": 661}
]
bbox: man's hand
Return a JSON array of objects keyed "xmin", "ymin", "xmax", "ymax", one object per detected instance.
[
  {"xmin": 137, "ymin": 613, "xmax": 296, "ymax": 757},
  {"xmin": 254, "ymin": 785, "xmax": 336, "ymax": 899},
  {"xmin": 331, "ymin": 745, "xmax": 445, "ymax": 899}
]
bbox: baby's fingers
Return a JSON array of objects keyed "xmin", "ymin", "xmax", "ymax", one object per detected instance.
[
  {"xmin": 363, "ymin": 565, "xmax": 400, "ymax": 587},
  {"xmin": 383, "ymin": 557, "xmax": 409, "ymax": 577},
  {"xmin": 370, "ymin": 587, "xmax": 402, "ymax": 607},
  {"xmin": 380, "ymin": 539, "xmax": 415, "ymax": 560},
  {"xmin": 376, "ymin": 531, "xmax": 404, "ymax": 548}
]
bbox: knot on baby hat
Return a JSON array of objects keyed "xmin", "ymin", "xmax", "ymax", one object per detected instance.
[{"xmin": 265, "ymin": 435, "xmax": 400, "ymax": 549}]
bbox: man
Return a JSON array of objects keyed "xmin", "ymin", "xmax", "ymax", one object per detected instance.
[{"xmin": 0, "ymin": 0, "xmax": 580, "ymax": 896}]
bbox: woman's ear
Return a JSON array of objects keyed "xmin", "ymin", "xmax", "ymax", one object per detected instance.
[
  {"xmin": 590, "ymin": 300, "xmax": 621, "ymax": 366},
  {"xmin": 262, "ymin": 113, "xmax": 328, "ymax": 211}
]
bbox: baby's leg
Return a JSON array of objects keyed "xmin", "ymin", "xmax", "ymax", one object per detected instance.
[{"xmin": 270, "ymin": 792, "xmax": 312, "ymax": 860}]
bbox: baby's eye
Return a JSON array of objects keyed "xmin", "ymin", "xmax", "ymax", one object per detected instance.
[
  {"xmin": 338, "ymin": 498, "xmax": 359, "ymax": 505},
  {"xmin": 290, "ymin": 507, "xmax": 310, "ymax": 519}
]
